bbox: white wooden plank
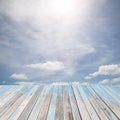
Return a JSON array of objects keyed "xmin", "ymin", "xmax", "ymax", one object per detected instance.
[
  {"xmin": 93, "ymin": 86, "xmax": 120, "ymax": 119},
  {"xmin": 63, "ymin": 85, "xmax": 73, "ymax": 120},
  {"xmin": 55, "ymin": 85, "xmax": 64, "ymax": 120},
  {"xmin": 0, "ymin": 86, "xmax": 22, "ymax": 104},
  {"xmin": 85, "ymin": 86, "xmax": 110, "ymax": 120},
  {"xmin": 17, "ymin": 86, "xmax": 41, "ymax": 120},
  {"xmin": 37, "ymin": 85, "xmax": 52, "ymax": 120},
  {"xmin": 90, "ymin": 86, "xmax": 119, "ymax": 120},
  {"xmin": 68, "ymin": 85, "xmax": 81, "ymax": 120},
  {"xmin": 0, "ymin": 85, "xmax": 119, "ymax": 120},
  {"xmin": 102, "ymin": 86, "xmax": 120, "ymax": 103},
  {"xmin": 0, "ymin": 94, "xmax": 26, "ymax": 120},
  {"xmin": 0, "ymin": 86, "xmax": 26, "ymax": 116},
  {"xmin": 78, "ymin": 86, "xmax": 100, "ymax": 120},
  {"xmin": 72, "ymin": 85, "xmax": 91, "ymax": 120},
  {"xmin": 28, "ymin": 85, "xmax": 50, "ymax": 120},
  {"xmin": 46, "ymin": 85, "xmax": 58, "ymax": 120},
  {"xmin": 8, "ymin": 86, "xmax": 39, "ymax": 120}
]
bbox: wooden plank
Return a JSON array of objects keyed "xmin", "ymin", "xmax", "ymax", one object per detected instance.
[
  {"xmin": 102, "ymin": 86, "xmax": 120, "ymax": 102},
  {"xmin": 72, "ymin": 85, "xmax": 91, "ymax": 120},
  {"xmin": 0, "ymin": 86, "xmax": 18, "ymax": 102},
  {"xmin": 28, "ymin": 85, "xmax": 50, "ymax": 120},
  {"xmin": 37, "ymin": 85, "xmax": 53, "ymax": 120},
  {"xmin": 109, "ymin": 86, "xmax": 120, "ymax": 98},
  {"xmin": 63, "ymin": 85, "xmax": 73, "ymax": 120},
  {"xmin": 0, "ymin": 85, "xmax": 119, "ymax": 120},
  {"xmin": 0, "ymin": 86, "xmax": 23, "ymax": 105},
  {"xmin": 1, "ymin": 86, "xmax": 32, "ymax": 120},
  {"xmin": 17, "ymin": 86, "xmax": 42, "ymax": 120},
  {"xmin": 0, "ymin": 86, "xmax": 16, "ymax": 102},
  {"xmin": 111, "ymin": 85, "xmax": 120, "ymax": 94},
  {"xmin": 54, "ymin": 85, "xmax": 64, "ymax": 120},
  {"xmin": 8, "ymin": 86, "xmax": 39, "ymax": 120},
  {"xmin": 68, "ymin": 85, "xmax": 81, "ymax": 120},
  {"xmin": 97, "ymin": 86, "xmax": 120, "ymax": 119},
  {"xmin": 78, "ymin": 86, "xmax": 100, "ymax": 120},
  {"xmin": 90, "ymin": 86, "xmax": 119, "ymax": 120},
  {"xmin": 0, "ymin": 94, "xmax": 26, "ymax": 120},
  {"xmin": 0, "ymin": 86, "xmax": 26, "ymax": 116},
  {"xmin": 84, "ymin": 86, "xmax": 109, "ymax": 120},
  {"xmin": 46, "ymin": 85, "xmax": 58, "ymax": 120},
  {"xmin": 0, "ymin": 86, "xmax": 13, "ymax": 96}
]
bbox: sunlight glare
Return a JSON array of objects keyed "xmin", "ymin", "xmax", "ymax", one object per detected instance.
[{"xmin": 52, "ymin": 0, "xmax": 76, "ymax": 17}]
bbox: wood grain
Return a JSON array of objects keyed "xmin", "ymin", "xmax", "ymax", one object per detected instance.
[{"xmin": 0, "ymin": 85, "xmax": 119, "ymax": 120}]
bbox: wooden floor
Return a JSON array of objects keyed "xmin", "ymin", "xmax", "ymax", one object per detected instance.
[{"xmin": 0, "ymin": 85, "xmax": 120, "ymax": 120}]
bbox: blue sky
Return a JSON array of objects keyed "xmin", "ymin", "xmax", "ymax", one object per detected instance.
[{"xmin": 0, "ymin": 0, "xmax": 120, "ymax": 85}]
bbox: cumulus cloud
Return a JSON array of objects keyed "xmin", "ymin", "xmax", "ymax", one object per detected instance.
[
  {"xmin": 85, "ymin": 64, "xmax": 120, "ymax": 79},
  {"xmin": 10, "ymin": 73, "xmax": 28, "ymax": 80},
  {"xmin": 111, "ymin": 77, "xmax": 120, "ymax": 84},
  {"xmin": 99, "ymin": 77, "xmax": 120, "ymax": 85},
  {"xmin": 26, "ymin": 61, "xmax": 65, "ymax": 71},
  {"xmin": 98, "ymin": 79, "xmax": 110, "ymax": 85}
]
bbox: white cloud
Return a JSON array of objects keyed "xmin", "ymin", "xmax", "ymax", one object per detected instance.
[
  {"xmin": 26, "ymin": 61, "xmax": 65, "ymax": 71},
  {"xmin": 10, "ymin": 73, "xmax": 28, "ymax": 80},
  {"xmin": 85, "ymin": 64, "xmax": 120, "ymax": 79},
  {"xmin": 111, "ymin": 77, "xmax": 120, "ymax": 84},
  {"xmin": 98, "ymin": 79, "xmax": 110, "ymax": 85},
  {"xmin": 99, "ymin": 77, "xmax": 120, "ymax": 85}
]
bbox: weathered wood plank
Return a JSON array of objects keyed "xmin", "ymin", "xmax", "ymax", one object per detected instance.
[
  {"xmin": 72, "ymin": 85, "xmax": 91, "ymax": 120},
  {"xmin": 8, "ymin": 86, "xmax": 39, "ymax": 120},
  {"xmin": 91, "ymin": 86, "xmax": 120, "ymax": 120},
  {"xmin": 0, "ymin": 86, "xmax": 26, "ymax": 116},
  {"xmin": 28, "ymin": 85, "xmax": 49, "ymax": 120},
  {"xmin": 63, "ymin": 85, "xmax": 73, "ymax": 120},
  {"xmin": 0, "ymin": 94, "xmax": 26, "ymax": 120},
  {"xmin": 78, "ymin": 86, "xmax": 100, "ymax": 120},
  {"xmin": 46, "ymin": 85, "xmax": 58, "ymax": 120},
  {"xmin": 55, "ymin": 85, "xmax": 64, "ymax": 120},
  {"xmin": 37, "ymin": 85, "xmax": 53, "ymax": 120},
  {"xmin": 0, "ymin": 86, "xmax": 23, "ymax": 107},
  {"xmin": 0, "ymin": 87, "xmax": 16, "ymax": 103},
  {"xmin": 0, "ymin": 85, "xmax": 119, "ymax": 120},
  {"xmin": 69, "ymin": 85, "xmax": 81, "ymax": 120},
  {"xmin": 95, "ymin": 86, "xmax": 120, "ymax": 119},
  {"xmin": 84, "ymin": 86, "xmax": 109, "ymax": 120},
  {"xmin": 102, "ymin": 86, "xmax": 120, "ymax": 102},
  {"xmin": 17, "ymin": 86, "xmax": 42, "ymax": 120}
]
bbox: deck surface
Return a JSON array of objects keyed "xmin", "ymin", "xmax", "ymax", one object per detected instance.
[{"xmin": 0, "ymin": 85, "xmax": 120, "ymax": 120}]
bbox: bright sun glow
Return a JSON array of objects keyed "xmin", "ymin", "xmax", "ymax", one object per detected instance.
[{"xmin": 52, "ymin": 0, "xmax": 76, "ymax": 17}]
